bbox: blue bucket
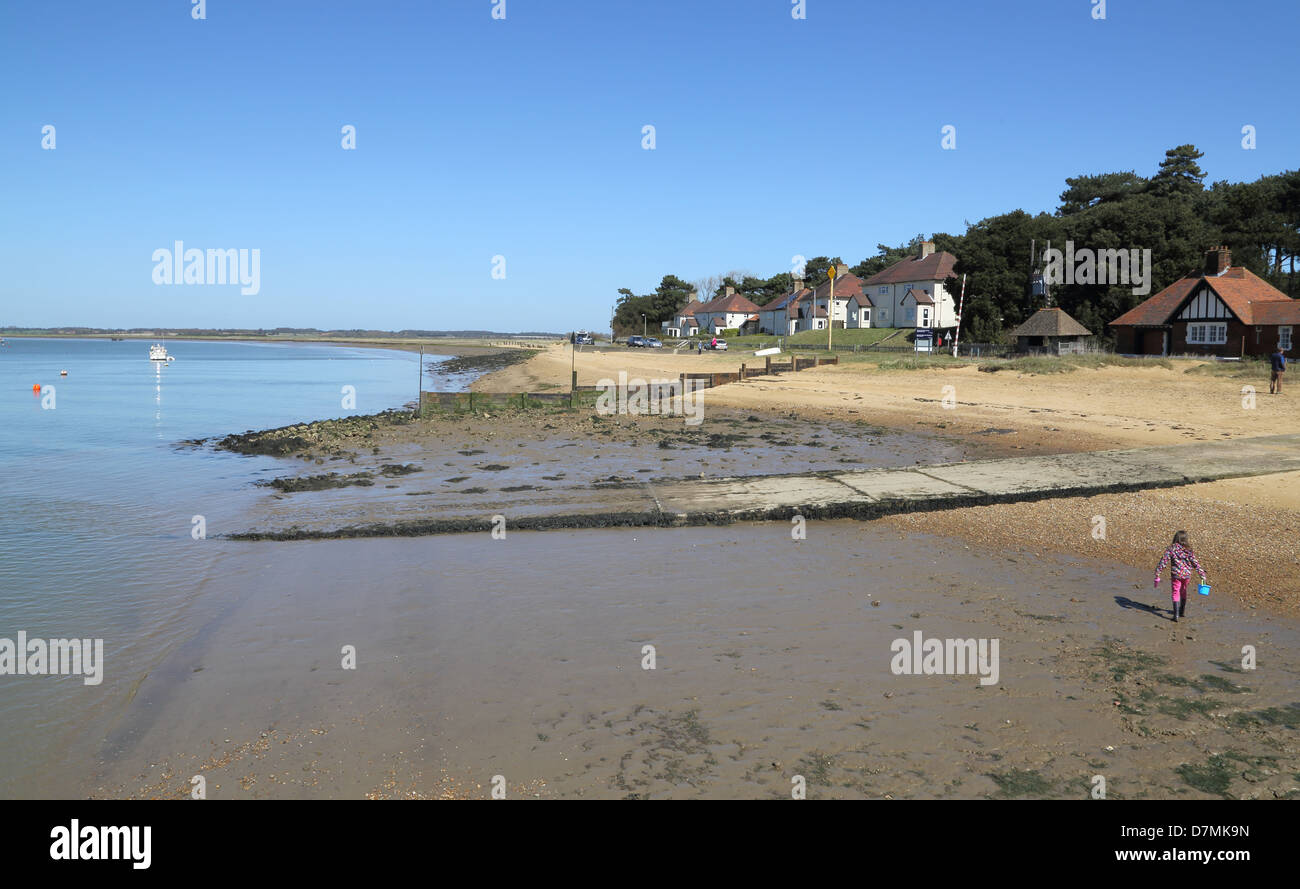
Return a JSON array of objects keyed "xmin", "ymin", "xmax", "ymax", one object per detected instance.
[{"xmin": 1198, "ymin": 583, "xmax": 1211, "ymax": 597}]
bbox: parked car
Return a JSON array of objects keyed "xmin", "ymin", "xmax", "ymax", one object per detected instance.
[
  {"xmin": 573, "ymin": 332, "xmax": 594, "ymax": 345},
  {"xmin": 705, "ymin": 339, "xmax": 728, "ymax": 351},
  {"xmin": 626, "ymin": 335, "xmax": 647, "ymax": 348},
  {"xmin": 644, "ymin": 337, "xmax": 663, "ymax": 348}
]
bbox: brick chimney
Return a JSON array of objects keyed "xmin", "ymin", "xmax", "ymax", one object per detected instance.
[
  {"xmin": 723, "ymin": 284, "xmax": 735, "ymax": 297},
  {"xmin": 1204, "ymin": 246, "xmax": 1231, "ymax": 276},
  {"xmin": 918, "ymin": 241, "xmax": 936, "ymax": 260},
  {"xmin": 687, "ymin": 290, "xmax": 698, "ymax": 302}
]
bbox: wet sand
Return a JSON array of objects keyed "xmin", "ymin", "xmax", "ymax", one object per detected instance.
[
  {"xmin": 81, "ymin": 523, "xmax": 1299, "ymax": 800},
  {"xmin": 218, "ymin": 406, "xmax": 984, "ymax": 538}
]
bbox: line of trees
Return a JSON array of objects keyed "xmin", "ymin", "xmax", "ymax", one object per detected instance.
[{"xmin": 612, "ymin": 146, "xmax": 1300, "ymax": 343}]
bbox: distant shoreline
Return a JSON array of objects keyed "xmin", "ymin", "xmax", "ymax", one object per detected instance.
[{"xmin": 1, "ymin": 332, "xmax": 547, "ymax": 359}]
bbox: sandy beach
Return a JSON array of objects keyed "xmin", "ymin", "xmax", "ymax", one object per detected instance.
[
  {"xmin": 65, "ymin": 340, "xmax": 1300, "ymax": 800},
  {"xmin": 479, "ymin": 345, "xmax": 1300, "ymax": 613}
]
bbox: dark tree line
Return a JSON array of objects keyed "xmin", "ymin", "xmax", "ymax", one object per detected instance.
[{"xmin": 614, "ymin": 146, "xmax": 1300, "ymax": 343}]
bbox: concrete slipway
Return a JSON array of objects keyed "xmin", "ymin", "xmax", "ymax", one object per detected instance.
[{"xmin": 234, "ymin": 433, "xmax": 1300, "ymax": 539}]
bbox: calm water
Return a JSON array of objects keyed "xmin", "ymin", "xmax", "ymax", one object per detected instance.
[{"xmin": 0, "ymin": 338, "xmax": 458, "ymax": 796}]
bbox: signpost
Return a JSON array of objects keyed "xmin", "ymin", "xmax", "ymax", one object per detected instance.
[
  {"xmin": 951, "ymin": 273, "xmax": 967, "ymax": 358},
  {"xmin": 827, "ymin": 264, "xmax": 836, "ymax": 352}
]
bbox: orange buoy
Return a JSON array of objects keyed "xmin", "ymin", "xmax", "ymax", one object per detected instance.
[{"xmin": 32, "ymin": 384, "xmax": 41, "ymax": 393}]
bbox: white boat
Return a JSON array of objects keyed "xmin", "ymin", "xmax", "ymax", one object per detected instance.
[{"xmin": 149, "ymin": 344, "xmax": 175, "ymax": 362}]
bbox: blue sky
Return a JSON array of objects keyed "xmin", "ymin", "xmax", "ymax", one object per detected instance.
[{"xmin": 2, "ymin": 0, "xmax": 1296, "ymax": 332}]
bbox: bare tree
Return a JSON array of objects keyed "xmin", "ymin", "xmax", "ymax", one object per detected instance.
[{"xmin": 692, "ymin": 274, "xmax": 721, "ymax": 301}]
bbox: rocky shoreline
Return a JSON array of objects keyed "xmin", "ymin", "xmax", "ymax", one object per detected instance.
[
  {"xmin": 429, "ymin": 349, "xmax": 537, "ymax": 377},
  {"xmin": 184, "ymin": 409, "xmax": 418, "ymax": 458}
]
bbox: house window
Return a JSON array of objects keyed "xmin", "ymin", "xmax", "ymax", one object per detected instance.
[
  {"xmin": 920, "ymin": 308, "xmax": 930, "ymax": 327},
  {"xmin": 1187, "ymin": 322, "xmax": 1227, "ymax": 345},
  {"xmin": 879, "ymin": 286, "xmax": 889, "ymax": 295},
  {"xmin": 863, "ymin": 308, "xmax": 871, "ymax": 323},
  {"xmin": 1281, "ymin": 327, "xmax": 1293, "ymax": 351}
]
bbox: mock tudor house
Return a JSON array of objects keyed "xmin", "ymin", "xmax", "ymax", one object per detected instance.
[
  {"xmin": 1109, "ymin": 247, "xmax": 1299, "ymax": 357},
  {"xmin": 860, "ymin": 242, "xmax": 960, "ymax": 330}
]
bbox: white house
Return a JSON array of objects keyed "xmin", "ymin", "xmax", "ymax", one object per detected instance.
[
  {"xmin": 757, "ymin": 284, "xmax": 812, "ymax": 335},
  {"xmin": 691, "ymin": 287, "xmax": 762, "ymax": 335},
  {"xmin": 846, "ymin": 291, "xmax": 874, "ymax": 328},
  {"xmin": 808, "ymin": 266, "xmax": 867, "ymax": 329},
  {"xmin": 861, "ymin": 242, "xmax": 959, "ymax": 330},
  {"xmin": 662, "ymin": 298, "xmax": 700, "ymax": 338}
]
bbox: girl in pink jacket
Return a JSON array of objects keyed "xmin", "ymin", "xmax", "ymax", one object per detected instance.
[{"xmin": 1154, "ymin": 530, "xmax": 1207, "ymax": 623}]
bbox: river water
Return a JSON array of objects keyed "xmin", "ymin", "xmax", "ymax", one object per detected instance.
[{"xmin": 0, "ymin": 337, "xmax": 446, "ymax": 796}]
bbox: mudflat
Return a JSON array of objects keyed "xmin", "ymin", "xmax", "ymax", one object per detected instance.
[{"xmin": 84, "ymin": 524, "xmax": 1299, "ymax": 800}]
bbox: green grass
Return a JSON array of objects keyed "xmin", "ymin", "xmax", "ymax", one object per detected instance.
[
  {"xmin": 979, "ymin": 354, "xmax": 1173, "ymax": 374},
  {"xmin": 874, "ymin": 354, "xmax": 970, "ymax": 371},
  {"xmin": 979, "ymin": 356, "xmax": 1077, "ymax": 374},
  {"xmin": 690, "ymin": 327, "xmax": 906, "ymax": 353},
  {"xmin": 1184, "ymin": 359, "xmax": 1271, "ymax": 379},
  {"xmin": 780, "ymin": 327, "xmax": 906, "ymax": 347}
]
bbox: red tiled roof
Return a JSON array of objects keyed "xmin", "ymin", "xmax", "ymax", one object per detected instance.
[
  {"xmin": 810, "ymin": 272, "xmax": 865, "ymax": 302},
  {"xmin": 1208, "ymin": 269, "xmax": 1293, "ymax": 321},
  {"xmin": 1251, "ymin": 301, "xmax": 1300, "ymax": 325},
  {"xmin": 1110, "ymin": 267, "xmax": 1294, "ymax": 327},
  {"xmin": 863, "ymin": 251, "xmax": 958, "ymax": 286},
  {"xmin": 760, "ymin": 288, "xmax": 816, "ymax": 318},
  {"xmin": 694, "ymin": 292, "xmax": 762, "ymax": 314},
  {"xmin": 1109, "ymin": 277, "xmax": 1198, "ymax": 327}
]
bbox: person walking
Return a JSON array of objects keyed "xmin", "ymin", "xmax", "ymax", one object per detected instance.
[
  {"xmin": 1154, "ymin": 531, "xmax": 1208, "ymax": 623},
  {"xmin": 1270, "ymin": 344, "xmax": 1286, "ymax": 395}
]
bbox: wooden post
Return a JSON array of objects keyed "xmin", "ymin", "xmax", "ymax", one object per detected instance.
[
  {"xmin": 740, "ymin": 363, "xmax": 746, "ymax": 380},
  {"xmin": 765, "ymin": 355, "xmax": 771, "ymax": 374}
]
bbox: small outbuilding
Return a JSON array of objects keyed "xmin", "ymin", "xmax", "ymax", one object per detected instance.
[{"xmin": 1010, "ymin": 307, "xmax": 1093, "ymax": 354}]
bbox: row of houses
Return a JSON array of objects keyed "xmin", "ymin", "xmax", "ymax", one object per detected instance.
[
  {"xmin": 664, "ymin": 242, "xmax": 961, "ymax": 338},
  {"xmin": 663, "ymin": 244, "xmax": 1297, "ymax": 358}
]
